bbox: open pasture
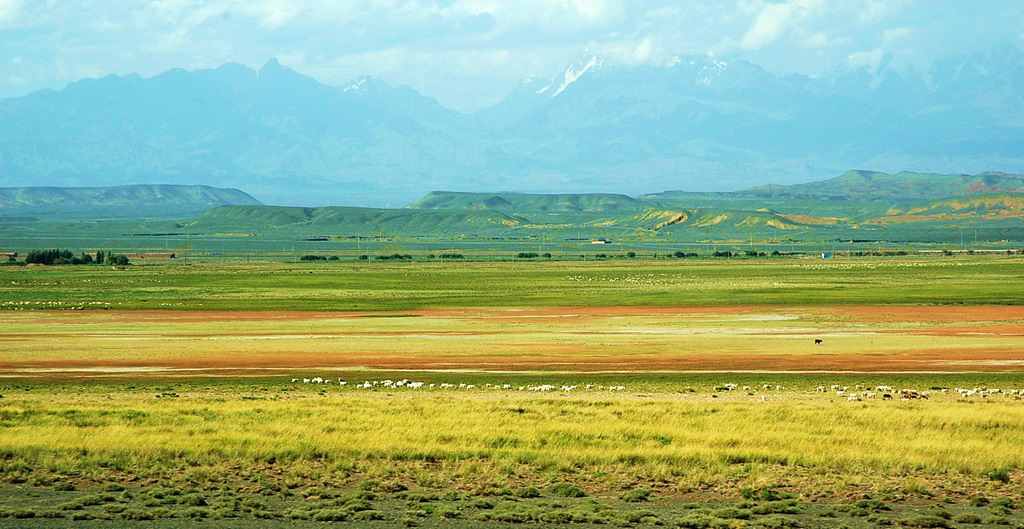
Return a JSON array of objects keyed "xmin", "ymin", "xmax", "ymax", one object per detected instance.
[
  {"xmin": 1, "ymin": 376, "xmax": 1024, "ymax": 527},
  {"xmin": 2, "ymin": 305, "xmax": 1024, "ymax": 376},
  {"xmin": 1, "ymin": 256, "xmax": 1024, "ymax": 526},
  {"xmin": 3, "ymin": 255, "xmax": 1024, "ymax": 311}
]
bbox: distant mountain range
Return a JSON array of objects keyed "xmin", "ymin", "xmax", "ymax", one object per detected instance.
[
  {"xmin": 3, "ymin": 172, "xmax": 1024, "ymax": 245},
  {"xmin": 0, "ymin": 184, "xmax": 260, "ymax": 219},
  {"xmin": 1, "ymin": 45, "xmax": 1023, "ymax": 206}
]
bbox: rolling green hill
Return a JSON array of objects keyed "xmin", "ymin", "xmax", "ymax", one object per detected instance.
[
  {"xmin": 5, "ymin": 171, "xmax": 1024, "ymax": 253},
  {"xmin": 187, "ymin": 205, "xmax": 528, "ymax": 235}
]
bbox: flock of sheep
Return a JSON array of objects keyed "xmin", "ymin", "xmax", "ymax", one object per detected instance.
[
  {"xmin": 815, "ymin": 384, "xmax": 1024, "ymax": 402},
  {"xmin": 291, "ymin": 377, "xmax": 626, "ymax": 392},
  {"xmin": 289, "ymin": 378, "xmax": 1023, "ymax": 401}
]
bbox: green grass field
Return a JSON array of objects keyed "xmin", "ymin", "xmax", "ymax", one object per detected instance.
[{"xmin": 3, "ymin": 255, "xmax": 1024, "ymax": 311}]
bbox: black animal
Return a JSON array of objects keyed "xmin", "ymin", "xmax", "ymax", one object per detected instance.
[{"xmin": 814, "ymin": 339, "xmax": 823, "ymax": 345}]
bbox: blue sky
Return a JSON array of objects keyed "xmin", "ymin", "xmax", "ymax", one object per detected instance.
[{"xmin": 1, "ymin": 0, "xmax": 1021, "ymax": 112}]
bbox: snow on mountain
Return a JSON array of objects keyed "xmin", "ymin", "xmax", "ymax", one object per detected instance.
[{"xmin": 551, "ymin": 55, "xmax": 605, "ymax": 97}]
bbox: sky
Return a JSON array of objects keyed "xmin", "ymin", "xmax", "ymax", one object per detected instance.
[{"xmin": 1, "ymin": 0, "xmax": 1022, "ymax": 112}]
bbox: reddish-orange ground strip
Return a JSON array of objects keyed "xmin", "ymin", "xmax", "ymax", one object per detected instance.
[
  {"xmin": 5, "ymin": 348, "xmax": 1023, "ymax": 373},
  {"xmin": 2, "ymin": 306, "xmax": 1023, "ymax": 374}
]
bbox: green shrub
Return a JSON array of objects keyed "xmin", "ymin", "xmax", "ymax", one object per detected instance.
[
  {"xmin": 0, "ymin": 509, "xmax": 36, "ymax": 519},
  {"xmin": 183, "ymin": 507, "xmax": 210, "ymax": 519},
  {"xmin": 379, "ymin": 481, "xmax": 409, "ymax": 493},
  {"xmin": 991, "ymin": 497, "xmax": 1016, "ymax": 509},
  {"xmin": 855, "ymin": 499, "xmax": 890, "ymax": 511},
  {"xmin": 540, "ymin": 509, "xmax": 575, "ymax": 523},
  {"xmin": 468, "ymin": 498, "xmax": 495, "ymax": 509},
  {"xmin": 357, "ymin": 480, "xmax": 380, "ymax": 491},
  {"xmin": 514, "ymin": 486, "xmax": 541, "ymax": 498},
  {"xmin": 622, "ymin": 487, "xmax": 654, "ymax": 502},
  {"xmin": 760, "ymin": 514, "xmax": 802, "ymax": 528},
  {"xmin": 752, "ymin": 501, "xmax": 801, "ymax": 515},
  {"xmin": 485, "ymin": 502, "xmax": 537, "ymax": 523},
  {"xmin": 441, "ymin": 491, "xmax": 463, "ymax": 501},
  {"xmin": 898, "ymin": 515, "xmax": 951, "ymax": 528},
  {"xmin": 546, "ymin": 482, "xmax": 586, "ymax": 498},
  {"xmin": 988, "ymin": 467, "xmax": 1013, "ymax": 484},
  {"xmin": 52, "ymin": 482, "xmax": 76, "ymax": 491},
  {"xmin": 436, "ymin": 505, "xmax": 460, "ymax": 519},
  {"xmin": 674, "ymin": 513, "xmax": 732, "ymax": 529},
  {"xmin": 952, "ymin": 513, "xmax": 982, "ymax": 524},
  {"xmin": 181, "ymin": 493, "xmax": 207, "ymax": 506}
]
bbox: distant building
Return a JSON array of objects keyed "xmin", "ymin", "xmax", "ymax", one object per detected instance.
[
  {"xmin": 821, "ymin": 252, "xmax": 832, "ymax": 259},
  {"xmin": 591, "ymin": 237, "xmax": 611, "ymax": 244}
]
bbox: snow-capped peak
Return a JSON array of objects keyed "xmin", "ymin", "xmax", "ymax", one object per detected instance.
[
  {"xmin": 551, "ymin": 55, "xmax": 604, "ymax": 97},
  {"xmin": 341, "ymin": 75, "xmax": 388, "ymax": 93},
  {"xmin": 343, "ymin": 78, "xmax": 369, "ymax": 92}
]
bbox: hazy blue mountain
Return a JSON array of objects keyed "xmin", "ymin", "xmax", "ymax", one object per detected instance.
[
  {"xmin": 409, "ymin": 191, "xmax": 644, "ymax": 212},
  {"xmin": 0, "ymin": 59, "xmax": 479, "ymax": 206},
  {"xmin": 0, "ymin": 184, "xmax": 260, "ymax": 219},
  {"xmin": 738, "ymin": 170, "xmax": 1024, "ymax": 200},
  {"xmin": 1, "ymin": 47, "xmax": 1023, "ymax": 206}
]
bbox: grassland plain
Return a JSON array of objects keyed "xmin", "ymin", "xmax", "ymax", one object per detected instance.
[
  {"xmin": 3, "ymin": 255, "xmax": 1024, "ymax": 311},
  {"xmin": 2, "ymin": 256, "xmax": 1024, "ymax": 527}
]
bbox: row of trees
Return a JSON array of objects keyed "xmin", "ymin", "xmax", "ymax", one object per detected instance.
[
  {"xmin": 24, "ymin": 249, "xmax": 129, "ymax": 266},
  {"xmin": 298, "ymin": 250, "xmax": 809, "ymax": 262}
]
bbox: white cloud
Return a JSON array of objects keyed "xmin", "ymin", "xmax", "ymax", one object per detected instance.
[
  {"xmin": 857, "ymin": 0, "xmax": 908, "ymax": 24},
  {"xmin": 846, "ymin": 47, "xmax": 884, "ymax": 71},
  {"xmin": 0, "ymin": 0, "xmax": 20, "ymax": 25},
  {"xmin": 0, "ymin": 0, "xmax": 1022, "ymax": 110},
  {"xmin": 740, "ymin": 0, "xmax": 823, "ymax": 50},
  {"xmin": 802, "ymin": 31, "xmax": 850, "ymax": 49},
  {"xmin": 882, "ymin": 26, "xmax": 914, "ymax": 43}
]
